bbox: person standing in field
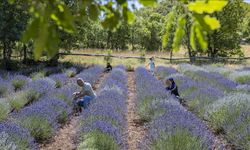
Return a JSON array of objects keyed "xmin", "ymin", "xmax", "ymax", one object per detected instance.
[
  {"xmin": 73, "ymin": 78, "xmax": 97, "ymax": 113},
  {"xmin": 148, "ymin": 57, "xmax": 155, "ymax": 76}
]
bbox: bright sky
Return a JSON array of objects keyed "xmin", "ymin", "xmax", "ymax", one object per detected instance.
[{"xmin": 128, "ymin": 0, "xmax": 250, "ymax": 10}]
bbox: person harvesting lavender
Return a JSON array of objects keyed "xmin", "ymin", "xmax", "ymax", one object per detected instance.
[
  {"xmin": 104, "ymin": 62, "xmax": 112, "ymax": 73},
  {"xmin": 165, "ymin": 78, "xmax": 183, "ymax": 103},
  {"xmin": 73, "ymin": 78, "xmax": 96, "ymax": 113},
  {"xmin": 147, "ymin": 57, "xmax": 155, "ymax": 76}
]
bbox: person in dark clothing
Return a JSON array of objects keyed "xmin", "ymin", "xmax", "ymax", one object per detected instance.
[
  {"xmin": 104, "ymin": 62, "xmax": 112, "ymax": 73},
  {"xmin": 165, "ymin": 78, "xmax": 183, "ymax": 103}
]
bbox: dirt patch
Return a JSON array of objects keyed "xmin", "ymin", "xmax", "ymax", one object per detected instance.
[{"xmin": 126, "ymin": 72, "xmax": 148, "ymax": 150}]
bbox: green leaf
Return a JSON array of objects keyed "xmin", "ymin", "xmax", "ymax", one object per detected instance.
[
  {"xmin": 22, "ymin": 18, "xmax": 40, "ymax": 43},
  {"xmin": 188, "ymin": 0, "xmax": 228, "ymax": 14},
  {"xmin": 101, "ymin": 12, "xmax": 120, "ymax": 30},
  {"xmin": 162, "ymin": 12, "xmax": 175, "ymax": 48},
  {"xmin": 203, "ymin": 15, "xmax": 221, "ymax": 30},
  {"xmin": 190, "ymin": 24, "xmax": 196, "ymax": 50},
  {"xmin": 138, "ymin": 0, "xmax": 157, "ymax": 6},
  {"xmin": 116, "ymin": 0, "xmax": 127, "ymax": 5},
  {"xmin": 8, "ymin": 0, "xmax": 15, "ymax": 4},
  {"xmin": 34, "ymin": 21, "xmax": 49, "ymax": 60},
  {"xmin": 46, "ymin": 25, "xmax": 59, "ymax": 58},
  {"xmin": 123, "ymin": 7, "xmax": 134, "ymax": 24},
  {"xmin": 195, "ymin": 24, "xmax": 207, "ymax": 51},
  {"xmin": 89, "ymin": 4, "xmax": 99, "ymax": 21},
  {"xmin": 172, "ymin": 16, "xmax": 186, "ymax": 52}
]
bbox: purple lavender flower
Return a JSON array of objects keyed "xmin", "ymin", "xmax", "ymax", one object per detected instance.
[
  {"xmin": 0, "ymin": 122, "xmax": 37, "ymax": 149},
  {"xmin": 76, "ymin": 65, "xmax": 103, "ymax": 85},
  {"xmin": 139, "ymin": 102, "xmax": 215, "ymax": 150},
  {"xmin": 155, "ymin": 66, "xmax": 178, "ymax": 79},
  {"xmin": 78, "ymin": 66, "xmax": 127, "ymax": 149},
  {"xmin": 24, "ymin": 78, "xmax": 56, "ymax": 96},
  {"xmin": 80, "ymin": 120, "xmax": 122, "ymax": 145},
  {"xmin": 49, "ymin": 73, "xmax": 68, "ymax": 87}
]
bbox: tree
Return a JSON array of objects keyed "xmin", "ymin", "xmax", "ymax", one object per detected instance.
[
  {"xmin": 8, "ymin": 0, "xmax": 228, "ymax": 60},
  {"xmin": 0, "ymin": 0, "xmax": 29, "ymax": 68},
  {"xmin": 242, "ymin": 2, "xmax": 250, "ymax": 43},
  {"xmin": 207, "ymin": 0, "xmax": 245, "ymax": 58}
]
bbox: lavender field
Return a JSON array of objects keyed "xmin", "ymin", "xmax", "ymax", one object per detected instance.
[{"xmin": 0, "ymin": 63, "xmax": 249, "ymax": 150}]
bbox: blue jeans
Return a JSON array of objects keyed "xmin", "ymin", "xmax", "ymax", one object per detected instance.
[{"xmin": 77, "ymin": 96, "xmax": 94, "ymax": 109}]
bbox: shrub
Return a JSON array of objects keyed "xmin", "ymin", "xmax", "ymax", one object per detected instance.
[
  {"xmin": 78, "ymin": 130, "xmax": 118, "ymax": 150},
  {"xmin": 0, "ymin": 85, "xmax": 7, "ymax": 97},
  {"xmin": 0, "ymin": 132, "xmax": 17, "ymax": 150},
  {"xmin": 9, "ymin": 89, "xmax": 39, "ymax": 110},
  {"xmin": 49, "ymin": 73, "xmax": 68, "ymax": 87},
  {"xmin": 125, "ymin": 65, "xmax": 134, "ymax": 72},
  {"xmin": 151, "ymin": 129, "xmax": 206, "ymax": 150},
  {"xmin": 205, "ymin": 93, "xmax": 250, "ymax": 149},
  {"xmin": 12, "ymin": 79, "xmax": 27, "ymax": 91},
  {"xmin": 11, "ymin": 75, "xmax": 30, "ymax": 91},
  {"xmin": 65, "ymin": 67, "xmax": 77, "ymax": 78},
  {"xmin": 25, "ymin": 78, "xmax": 56, "ymax": 96},
  {"xmin": 18, "ymin": 115, "xmax": 54, "ymax": 142},
  {"xmin": 30, "ymin": 71, "xmax": 45, "ymax": 80},
  {"xmin": 229, "ymin": 71, "xmax": 250, "ymax": 84},
  {"xmin": 0, "ymin": 122, "xmax": 36, "ymax": 149},
  {"xmin": 0, "ymin": 99, "xmax": 11, "ymax": 121}
]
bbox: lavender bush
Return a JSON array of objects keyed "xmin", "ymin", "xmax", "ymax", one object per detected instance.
[
  {"xmin": 135, "ymin": 67, "xmax": 170, "ymax": 122},
  {"xmin": 30, "ymin": 71, "xmax": 45, "ymax": 80},
  {"xmin": 65, "ymin": 67, "xmax": 77, "ymax": 78},
  {"xmin": 155, "ymin": 66, "xmax": 178, "ymax": 79},
  {"xmin": 0, "ymin": 122, "xmax": 37, "ymax": 149},
  {"xmin": 49, "ymin": 73, "xmax": 68, "ymax": 88},
  {"xmin": 10, "ymin": 75, "xmax": 31, "ymax": 91},
  {"xmin": 136, "ymin": 67, "xmax": 216, "ymax": 150},
  {"xmin": 78, "ymin": 67, "xmax": 127, "ymax": 150},
  {"xmin": 76, "ymin": 65, "xmax": 104, "ymax": 85},
  {"xmin": 24, "ymin": 78, "xmax": 56, "ymax": 96},
  {"xmin": 205, "ymin": 93, "xmax": 250, "ymax": 149},
  {"xmin": 229, "ymin": 70, "xmax": 250, "ymax": 84},
  {"xmin": 0, "ymin": 78, "xmax": 13, "ymax": 97},
  {"xmin": 0, "ymin": 98, "xmax": 11, "ymax": 121}
]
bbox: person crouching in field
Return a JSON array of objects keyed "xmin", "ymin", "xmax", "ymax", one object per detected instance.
[
  {"xmin": 73, "ymin": 78, "xmax": 97, "ymax": 114},
  {"xmin": 148, "ymin": 57, "xmax": 155, "ymax": 76},
  {"xmin": 165, "ymin": 78, "xmax": 183, "ymax": 103},
  {"xmin": 104, "ymin": 62, "xmax": 112, "ymax": 73}
]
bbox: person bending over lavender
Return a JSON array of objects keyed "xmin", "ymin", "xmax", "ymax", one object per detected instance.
[
  {"xmin": 104, "ymin": 62, "xmax": 112, "ymax": 73},
  {"xmin": 165, "ymin": 78, "xmax": 183, "ymax": 103},
  {"xmin": 73, "ymin": 78, "xmax": 97, "ymax": 113}
]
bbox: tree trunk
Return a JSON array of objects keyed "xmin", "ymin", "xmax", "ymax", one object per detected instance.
[
  {"xmin": 23, "ymin": 44, "xmax": 27, "ymax": 64},
  {"xmin": 2, "ymin": 40, "xmax": 11, "ymax": 70},
  {"xmin": 3, "ymin": 41, "xmax": 7, "ymax": 60},
  {"xmin": 170, "ymin": 50, "xmax": 173, "ymax": 63},
  {"xmin": 106, "ymin": 31, "xmax": 112, "ymax": 49},
  {"xmin": 48, "ymin": 53, "xmax": 59, "ymax": 66}
]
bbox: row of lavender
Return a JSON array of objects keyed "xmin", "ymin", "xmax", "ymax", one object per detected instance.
[
  {"xmin": 203, "ymin": 65, "xmax": 250, "ymax": 85},
  {"xmin": 0, "ymin": 66, "xmax": 103, "ymax": 149},
  {"xmin": 0, "ymin": 66, "xmax": 82, "ymax": 121},
  {"xmin": 77, "ymin": 66, "xmax": 128, "ymax": 150},
  {"xmin": 156, "ymin": 64, "xmax": 250, "ymax": 149},
  {"xmin": 135, "ymin": 67, "xmax": 217, "ymax": 150}
]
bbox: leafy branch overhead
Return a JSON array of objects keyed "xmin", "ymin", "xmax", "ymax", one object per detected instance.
[
  {"xmin": 8, "ymin": 0, "xmax": 227, "ymax": 59},
  {"xmin": 163, "ymin": 0, "xmax": 228, "ymax": 52}
]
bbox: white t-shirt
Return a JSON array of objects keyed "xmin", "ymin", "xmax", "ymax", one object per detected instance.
[{"xmin": 82, "ymin": 82, "xmax": 96, "ymax": 98}]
